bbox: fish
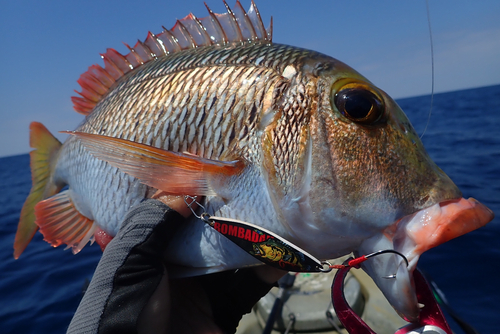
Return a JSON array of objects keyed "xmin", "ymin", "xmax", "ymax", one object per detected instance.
[
  {"xmin": 13, "ymin": 0, "xmax": 493, "ymax": 322},
  {"xmin": 251, "ymin": 239, "xmax": 305, "ymax": 270}
]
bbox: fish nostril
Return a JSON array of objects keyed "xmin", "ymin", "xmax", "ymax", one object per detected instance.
[{"xmin": 419, "ymin": 195, "xmax": 430, "ymax": 207}]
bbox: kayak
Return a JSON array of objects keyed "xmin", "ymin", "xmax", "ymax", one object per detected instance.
[{"xmin": 236, "ymin": 258, "xmax": 407, "ymax": 334}]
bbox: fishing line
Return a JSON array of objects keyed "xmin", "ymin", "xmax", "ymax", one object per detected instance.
[{"xmin": 420, "ymin": 0, "xmax": 435, "ymax": 139}]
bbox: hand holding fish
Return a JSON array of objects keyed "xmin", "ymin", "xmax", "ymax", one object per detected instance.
[{"xmin": 68, "ymin": 195, "xmax": 285, "ymax": 334}]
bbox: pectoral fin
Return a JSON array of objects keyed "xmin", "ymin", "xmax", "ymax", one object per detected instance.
[{"xmin": 65, "ymin": 131, "xmax": 246, "ymax": 196}]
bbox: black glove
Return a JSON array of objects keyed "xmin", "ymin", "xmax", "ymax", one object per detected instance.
[{"xmin": 67, "ymin": 199, "xmax": 278, "ymax": 334}]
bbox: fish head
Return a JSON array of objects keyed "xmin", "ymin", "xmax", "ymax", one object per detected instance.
[
  {"xmin": 306, "ymin": 59, "xmax": 462, "ymax": 233},
  {"xmin": 273, "ymin": 57, "xmax": 494, "ymax": 321}
]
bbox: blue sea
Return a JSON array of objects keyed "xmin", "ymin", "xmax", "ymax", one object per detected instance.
[{"xmin": 1, "ymin": 84, "xmax": 499, "ymax": 333}]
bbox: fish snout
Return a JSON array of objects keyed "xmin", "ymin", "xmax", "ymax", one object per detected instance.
[{"xmin": 419, "ymin": 167, "xmax": 462, "ymax": 209}]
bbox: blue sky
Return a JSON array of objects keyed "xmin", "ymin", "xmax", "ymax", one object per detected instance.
[{"xmin": 1, "ymin": 0, "xmax": 499, "ymax": 157}]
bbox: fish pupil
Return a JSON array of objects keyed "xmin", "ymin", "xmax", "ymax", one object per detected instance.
[
  {"xmin": 335, "ymin": 88, "xmax": 383, "ymax": 123},
  {"xmin": 344, "ymin": 91, "xmax": 373, "ymax": 119}
]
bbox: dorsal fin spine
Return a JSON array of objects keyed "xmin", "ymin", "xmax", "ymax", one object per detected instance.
[
  {"xmin": 123, "ymin": 43, "xmax": 142, "ymax": 67},
  {"xmin": 249, "ymin": 0, "xmax": 267, "ymax": 41},
  {"xmin": 101, "ymin": 52, "xmax": 125, "ymax": 79},
  {"xmin": 160, "ymin": 27, "xmax": 181, "ymax": 52},
  {"xmin": 145, "ymin": 32, "xmax": 166, "ymax": 58},
  {"xmin": 73, "ymin": 1, "xmax": 272, "ymax": 113},
  {"xmin": 268, "ymin": 16, "xmax": 273, "ymax": 41},
  {"xmin": 204, "ymin": 3, "xmax": 228, "ymax": 45},
  {"xmin": 89, "ymin": 65, "xmax": 115, "ymax": 87},
  {"xmin": 150, "ymin": 32, "xmax": 168, "ymax": 55},
  {"xmin": 134, "ymin": 40, "xmax": 154, "ymax": 62},
  {"xmin": 71, "ymin": 96, "xmax": 94, "ymax": 115},
  {"xmin": 75, "ymin": 80, "xmax": 100, "ymax": 102},
  {"xmin": 106, "ymin": 48, "xmax": 132, "ymax": 73},
  {"xmin": 223, "ymin": 1, "xmax": 244, "ymax": 42},
  {"xmin": 234, "ymin": 1, "xmax": 257, "ymax": 41},
  {"xmin": 175, "ymin": 20, "xmax": 197, "ymax": 49},
  {"xmin": 187, "ymin": 13, "xmax": 213, "ymax": 46},
  {"xmin": 79, "ymin": 72, "xmax": 108, "ymax": 95}
]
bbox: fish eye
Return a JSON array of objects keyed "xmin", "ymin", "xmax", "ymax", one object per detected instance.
[{"xmin": 333, "ymin": 85, "xmax": 384, "ymax": 124}]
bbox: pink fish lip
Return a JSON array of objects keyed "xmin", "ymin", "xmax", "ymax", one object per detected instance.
[
  {"xmin": 392, "ymin": 197, "xmax": 494, "ymax": 269},
  {"xmin": 360, "ymin": 197, "xmax": 494, "ymax": 322},
  {"xmin": 399, "ymin": 197, "xmax": 494, "ymax": 308}
]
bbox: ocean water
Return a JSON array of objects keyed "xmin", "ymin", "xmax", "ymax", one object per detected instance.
[{"xmin": 0, "ymin": 84, "xmax": 499, "ymax": 333}]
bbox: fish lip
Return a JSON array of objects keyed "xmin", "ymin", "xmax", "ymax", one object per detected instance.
[
  {"xmin": 358, "ymin": 197, "xmax": 494, "ymax": 322},
  {"xmin": 437, "ymin": 198, "xmax": 461, "ymax": 207},
  {"xmin": 398, "ymin": 197, "xmax": 494, "ymax": 264}
]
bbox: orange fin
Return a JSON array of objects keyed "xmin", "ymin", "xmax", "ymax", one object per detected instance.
[
  {"xmin": 71, "ymin": 1, "xmax": 272, "ymax": 115},
  {"xmin": 64, "ymin": 131, "xmax": 246, "ymax": 196},
  {"xmin": 14, "ymin": 122, "xmax": 63, "ymax": 259},
  {"xmin": 35, "ymin": 190, "xmax": 96, "ymax": 254}
]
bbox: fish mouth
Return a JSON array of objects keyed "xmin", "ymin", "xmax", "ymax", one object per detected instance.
[{"xmin": 356, "ymin": 197, "xmax": 494, "ymax": 322}]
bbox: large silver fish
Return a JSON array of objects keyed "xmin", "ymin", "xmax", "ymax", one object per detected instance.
[{"xmin": 14, "ymin": 1, "xmax": 493, "ymax": 321}]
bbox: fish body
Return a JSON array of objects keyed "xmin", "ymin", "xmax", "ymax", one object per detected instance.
[
  {"xmin": 14, "ymin": 1, "xmax": 493, "ymax": 322},
  {"xmin": 61, "ymin": 41, "xmax": 306, "ymax": 236}
]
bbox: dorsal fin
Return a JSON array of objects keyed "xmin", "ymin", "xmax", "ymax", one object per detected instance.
[{"xmin": 72, "ymin": 0, "xmax": 272, "ymax": 115}]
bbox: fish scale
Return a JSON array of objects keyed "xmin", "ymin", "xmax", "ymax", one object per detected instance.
[
  {"xmin": 267, "ymin": 72, "xmax": 311, "ymax": 196},
  {"xmin": 58, "ymin": 43, "xmax": 311, "ymax": 235},
  {"xmin": 81, "ymin": 44, "xmax": 299, "ymax": 163}
]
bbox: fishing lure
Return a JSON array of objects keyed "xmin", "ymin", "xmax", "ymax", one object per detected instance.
[{"xmin": 185, "ymin": 195, "xmax": 332, "ymax": 272}]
